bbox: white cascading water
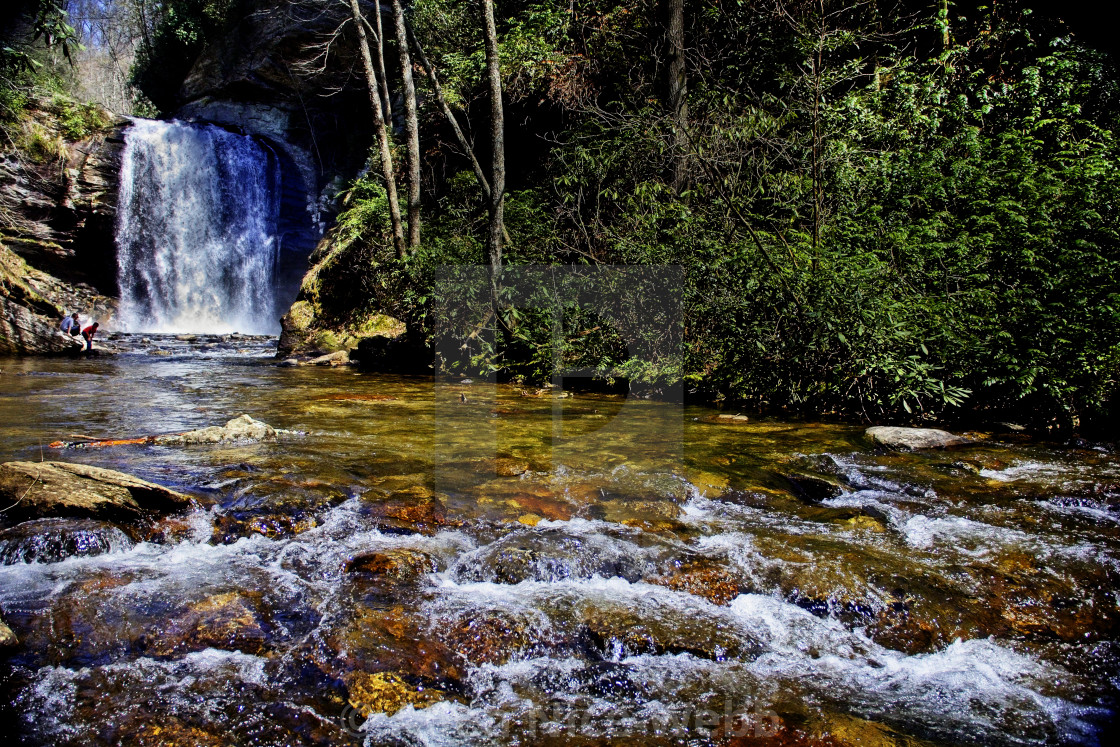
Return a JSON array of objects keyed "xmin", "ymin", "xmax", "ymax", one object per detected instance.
[{"xmin": 115, "ymin": 119, "xmax": 281, "ymax": 335}]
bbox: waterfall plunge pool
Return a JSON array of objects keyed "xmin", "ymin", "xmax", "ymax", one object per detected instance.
[{"xmin": 1, "ymin": 343, "xmax": 1118, "ymax": 746}]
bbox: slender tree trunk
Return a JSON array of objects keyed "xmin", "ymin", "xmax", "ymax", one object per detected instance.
[
  {"xmin": 371, "ymin": 2, "xmax": 393, "ymax": 123},
  {"xmin": 810, "ymin": 1, "xmax": 824, "ymax": 271},
  {"xmin": 348, "ymin": 0, "xmax": 405, "ymax": 258},
  {"xmin": 391, "ymin": 0, "xmax": 422, "ymax": 250},
  {"xmin": 406, "ymin": 21, "xmax": 490, "ymax": 198},
  {"xmin": 871, "ymin": 0, "xmax": 881, "ymax": 90},
  {"xmin": 407, "ymin": 20, "xmax": 513, "ymax": 247},
  {"xmin": 938, "ymin": 0, "xmax": 950, "ymax": 52},
  {"xmin": 481, "ymin": 0, "xmax": 506, "ymax": 309},
  {"xmin": 667, "ymin": 0, "xmax": 688, "ymax": 192}
]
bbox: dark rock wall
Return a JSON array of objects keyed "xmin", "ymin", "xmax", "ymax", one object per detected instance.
[
  {"xmin": 0, "ymin": 118, "xmax": 127, "ymax": 297},
  {"xmin": 0, "ymin": 106, "xmax": 123, "ymax": 354}
]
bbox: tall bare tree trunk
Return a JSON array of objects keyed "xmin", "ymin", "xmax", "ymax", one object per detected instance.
[
  {"xmin": 408, "ymin": 20, "xmax": 514, "ymax": 249},
  {"xmin": 348, "ymin": 0, "xmax": 405, "ymax": 258},
  {"xmin": 938, "ymin": 0, "xmax": 950, "ymax": 52},
  {"xmin": 810, "ymin": 2, "xmax": 823, "ymax": 271},
  {"xmin": 391, "ymin": 0, "xmax": 422, "ymax": 250},
  {"xmin": 667, "ymin": 0, "xmax": 688, "ymax": 192},
  {"xmin": 481, "ymin": 0, "xmax": 505, "ymax": 309},
  {"xmin": 406, "ymin": 21, "xmax": 490, "ymax": 198},
  {"xmin": 371, "ymin": 2, "xmax": 392, "ymax": 123}
]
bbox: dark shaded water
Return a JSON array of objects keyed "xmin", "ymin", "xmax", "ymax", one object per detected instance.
[{"xmin": 1, "ymin": 335, "xmax": 1118, "ymax": 746}]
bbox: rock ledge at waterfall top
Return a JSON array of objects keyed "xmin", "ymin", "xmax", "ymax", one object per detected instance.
[
  {"xmin": 865, "ymin": 426, "xmax": 970, "ymax": 450},
  {"xmin": 0, "ymin": 461, "xmax": 192, "ymax": 523}
]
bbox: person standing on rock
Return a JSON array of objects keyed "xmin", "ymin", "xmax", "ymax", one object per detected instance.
[
  {"xmin": 60, "ymin": 312, "xmax": 81, "ymax": 337},
  {"xmin": 81, "ymin": 322, "xmax": 99, "ymax": 351}
]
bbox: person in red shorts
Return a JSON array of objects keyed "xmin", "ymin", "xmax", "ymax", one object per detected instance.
[{"xmin": 81, "ymin": 322, "xmax": 99, "ymax": 351}]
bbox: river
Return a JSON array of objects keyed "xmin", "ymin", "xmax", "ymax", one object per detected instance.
[{"xmin": 1, "ymin": 335, "xmax": 1117, "ymax": 746}]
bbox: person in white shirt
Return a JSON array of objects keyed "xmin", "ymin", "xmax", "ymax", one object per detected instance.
[{"xmin": 60, "ymin": 313, "xmax": 81, "ymax": 336}]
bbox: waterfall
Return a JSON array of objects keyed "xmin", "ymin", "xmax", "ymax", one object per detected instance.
[{"xmin": 115, "ymin": 119, "xmax": 282, "ymax": 335}]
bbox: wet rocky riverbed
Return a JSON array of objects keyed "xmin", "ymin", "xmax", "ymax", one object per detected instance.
[{"xmin": 1, "ymin": 335, "xmax": 1118, "ymax": 745}]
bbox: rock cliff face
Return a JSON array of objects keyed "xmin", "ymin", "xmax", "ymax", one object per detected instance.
[
  {"xmin": 0, "ymin": 100, "xmax": 123, "ymax": 354},
  {"xmin": 1, "ymin": 240, "xmax": 96, "ymax": 354},
  {"xmin": 0, "ymin": 114, "xmax": 126, "ymax": 296}
]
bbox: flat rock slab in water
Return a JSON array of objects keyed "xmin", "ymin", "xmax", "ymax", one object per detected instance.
[
  {"xmin": 0, "ymin": 460, "xmax": 192, "ymax": 522},
  {"xmin": 865, "ymin": 426, "xmax": 969, "ymax": 450}
]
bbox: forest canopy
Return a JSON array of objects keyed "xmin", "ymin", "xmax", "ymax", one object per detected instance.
[{"xmin": 304, "ymin": 0, "xmax": 1120, "ymax": 431}]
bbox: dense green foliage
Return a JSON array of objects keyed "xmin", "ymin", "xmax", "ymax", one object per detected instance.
[
  {"xmin": 1, "ymin": 1, "xmax": 78, "ymax": 126},
  {"xmin": 318, "ymin": 0, "xmax": 1118, "ymax": 429},
  {"xmin": 1, "ymin": 1, "xmax": 112, "ymax": 164}
]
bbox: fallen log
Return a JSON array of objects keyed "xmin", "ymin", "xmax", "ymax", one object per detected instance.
[
  {"xmin": 49, "ymin": 435, "xmax": 169, "ymax": 449},
  {"xmin": 49, "ymin": 415, "xmax": 284, "ymax": 449}
]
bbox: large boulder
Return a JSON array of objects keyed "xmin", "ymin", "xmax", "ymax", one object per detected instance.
[
  {"xmin": 0, "ymin": 461, "xmax": 192, "ymax": 523},
  {"xmin": 276, "ymin": 289, "xmax": 405, "ymax": 359},
  {"xmin": 156, "ymin": 414, "xmax": 278, "ymax": 445},
  {"xmin": 865, "ymin": 426, "xmax": 970, "ymax": 451}
]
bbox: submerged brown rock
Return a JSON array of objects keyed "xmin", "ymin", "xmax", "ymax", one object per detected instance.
[
  {"xmin": 345, "ymin": 548, "xmax": 437, "ymax": 585},
  {"xmin": 143, "ymin": 591, "xmax": 269, "ymax": 657},
  {"xmin": 647, "ymin": 562, "xmax": 742, "ymax": 606},
  {"xmin": 0, "ymin": 618, "xmax": 16, "ymax": 647},
  {"xmin": 360, "ymin": 485, "xmax": 448, "ymax": 535},
  {"xmin": 344, "ymin": 670, "xmax": 447, "ymax": 717}
]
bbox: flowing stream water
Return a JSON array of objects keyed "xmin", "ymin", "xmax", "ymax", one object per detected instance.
[
  {"xmin": 115, "ymin": 120, "xmax": 282, "ymax": 335},
  {"xmin": 1, "ymin": 337, "xmax": 1118, "ymax": 746}
]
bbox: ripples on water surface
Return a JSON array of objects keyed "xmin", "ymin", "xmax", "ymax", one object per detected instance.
[{"xmin": 1, "ymin": 334, "xmax": 1118, "ymax": 746}]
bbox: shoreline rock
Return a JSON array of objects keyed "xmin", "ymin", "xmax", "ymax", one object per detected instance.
[{"xmin": 865, "ymin": 426, "xmax": 970, "ymax": 450}]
